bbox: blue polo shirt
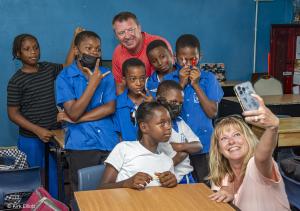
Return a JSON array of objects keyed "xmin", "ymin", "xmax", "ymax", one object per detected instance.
[
  {"xmin": 55, "ymin": 62, "xmax": 118, "ymax": 150},
  {"xmin": 164, "ymin": 65, "xmax": 224, "ymax": 153},
  {"xmin": 113, "ymin": 89, "xmax": 138, "ymax": 141},
  {"xmin": 146, "ymin": 71, "xmax": 160, "ymax": 96}
]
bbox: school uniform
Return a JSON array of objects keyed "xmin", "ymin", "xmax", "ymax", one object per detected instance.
[
  {"xmin": 146, "ymin": 71, "xmax": 161, "ymax": 96},
  {"xmin": 158, "ymin": 117, "xmax": 202, "ymax": 184},
  {"xmin": 113, "ymin": 89, "xmax": 139, "ymax": 141},
  {"xmin": 164, "ymin": 65, "xmax": 224, "ymax": 181},
  {"xmin": 55, "ymin": 62, "xmax": 118, "ymax": 191}
]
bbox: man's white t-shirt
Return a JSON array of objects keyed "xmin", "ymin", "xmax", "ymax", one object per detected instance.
[
  {"xmin": 105, "ymin": 141, "xmax": 174, "ymax": 186},
  {"xmin": 158, "ymin": 118, "xmax": 202, "ymax": 181}
]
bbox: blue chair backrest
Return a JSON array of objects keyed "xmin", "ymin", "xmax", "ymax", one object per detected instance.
[
  {"xmin": 0, "ymin": 166, "xmax": 41, "ymax": 205},
  {"xmin": 78, "ymin": 164, "xmax": 105, "ymax": 191},
  {"xmin": 279, "ymin": 165, "xmax": 300, "ymax": 209}
]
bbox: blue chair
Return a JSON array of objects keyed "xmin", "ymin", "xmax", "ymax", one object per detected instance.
[
  {"xmin": 77, "ymin": 164, "xmax": 105, "ymax": 191},
  {"xmin": 279, "ymin": 165, "xmax": 300, "ymax": 210},
  {"xmin": 0, "ymin": 166, "xmax": 41, "ymax": 207}
]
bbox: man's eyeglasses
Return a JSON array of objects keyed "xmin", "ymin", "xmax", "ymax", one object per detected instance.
[
  {"xmin": 116, "ymin": 28, "xmax": 136, "ymax": 37},
  {"xmin": 214, "ymin": 114, "xmax": 244, "ymax": 126}
]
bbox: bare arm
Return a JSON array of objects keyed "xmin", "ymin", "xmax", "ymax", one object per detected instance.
[
  {"xmin": 172, "ymin": 152, "xmax": 188, "ymax": 166},
  {"xmin": 171, "ymin": 142, "xmax": 202, "ymax": 154},
  {"xmin": 8, "ymin": 106, "xmax": 53, "ymax": 142},
  {"xmin": 75, "ymin": 100, "xmax": 115, "ymax": 123},
  {"xmin": 100, "ymin": 164, "xmax": 152, "ymax": 190},
  {"xmin": 243, "ymin": 94, "xmax": 279, "ymax": 179},
  {"xmin": 63, "ymin": 27, "xmax": 85, "ymax": 67}
]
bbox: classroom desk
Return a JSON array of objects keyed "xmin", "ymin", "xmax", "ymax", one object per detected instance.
[
  {"xmin": 219, "ymin": 94, "xmax": 300, "ymax": 117},
  {"xmin": 50, "ymin": 129, "xmax": 65, "ymax": 202},
  {"xmin": 74, "ymin": 183, "xmax": 236, "ymax": 211},
  {"xmin": 220, "ymin": 80, "xmax": 243, "ymax": 97},
  {"xmin": 252, "ymin": 117, "xmax": 300, "ymax": 148}
]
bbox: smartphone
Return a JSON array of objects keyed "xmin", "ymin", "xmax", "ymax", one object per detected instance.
[{"xmin": 234, "ymin": 81, "xmax": 259, "ymax": 111}]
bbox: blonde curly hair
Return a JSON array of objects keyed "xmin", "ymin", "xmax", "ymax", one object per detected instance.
[{"xmin": 209, "ymin": 116, "xmax": 259, "ymax": 187}]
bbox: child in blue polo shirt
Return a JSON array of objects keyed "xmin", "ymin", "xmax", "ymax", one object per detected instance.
[
  {"xmin": 146, "ymin": 39, "xmax": 175, "ymax": 95},
  {"xmin": 55, "ymin": 31, "xmax": 118, "ymax": 192},
  {"xmin": 164, "ymin": 34, "xmax": 224, "ymax": 182},
  {"xmin": 113, "ymin": 58, "xmax": 153, "ymax": 141}
]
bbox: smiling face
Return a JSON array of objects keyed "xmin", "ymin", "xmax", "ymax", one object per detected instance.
[
  {"xmin": 113, "ymin": 18, "xmax": 142, "ymax": 52},
  {"xmin": 125, "ymin": 66, "xmax": 146, "ymax": 95},
  {"xmin": 218, "ymin": 125, "xmax": 249, "ymax": 163},
  {"xmin": 143, "ymin": 107, "xmax": 172, "ymax": 143},
  {"xmin": 17, "ymin": 37, "xmax": 40, "ymax": 66},
  {"xmin": 148, "ymin": 46, "xmax": 173, "ymax": 74}
]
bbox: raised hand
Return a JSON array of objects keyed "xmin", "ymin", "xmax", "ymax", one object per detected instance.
[
  {"xmin": 155, "ymin": 171, "xmax": 177, "ymax": 188},
  {"xmin": 243, "ymin": 94, "xmax": 279, "ymax": 129},
  {"xmin": 138, "ymin": 90, "xmax": 154, "ymax": 103},
  {"xmin": 189, "ymin": 66, "xmax": 200, "ymax": 87},
  {"xmin": 123, "ymin": 172, "xmax": 153, "ymax": 190},
  {"xmin": 179, "ymin": 66, "xmax": 191, "ymax": 88},
  {"xmin": 74, "ymin": 27, "xmax": 85, "ymax": 38},
  {"xmin": 82, "ymin": 59, "xmax": 110, "ymax": 86}
]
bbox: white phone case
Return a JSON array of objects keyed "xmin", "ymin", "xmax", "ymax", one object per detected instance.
[{"xmin": 234, "ymin": 81, "xmax": 259, "ymax": 111}]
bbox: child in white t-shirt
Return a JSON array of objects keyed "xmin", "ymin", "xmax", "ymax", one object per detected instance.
[{"xmin": 100, "ymin": 102, "xmax": 177, "ymax": 190}]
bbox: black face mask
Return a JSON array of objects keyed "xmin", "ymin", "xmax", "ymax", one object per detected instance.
[
  {"xmin": 168, "ymin": 103, "xmax": 182, "ymax": 119},
  {"xmin": 158, "ymin": 98, "xmax": 182, "ymax": 119},
  {"xmin": 79, "ymin": 53, "xmax": 100, "ymax": 71}
]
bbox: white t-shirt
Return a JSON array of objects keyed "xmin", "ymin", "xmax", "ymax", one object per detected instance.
[
  {"xmin": 211, "ymin": 157, "xmax": 290, "ymax": 211},
  {"xmin": 105, "ymin": 141, "xmax": 174, "ymax": 187},
  {"xmin": 157, "ymin": 118, "xmax": 202, "ymax": 181}
]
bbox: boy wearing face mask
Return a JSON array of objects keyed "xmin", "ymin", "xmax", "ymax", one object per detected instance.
[
  {"xmin": 55, "ymin": 31, "xmax": 118, "ymax": 193},
  {"xmin": 156, "ymin": 80, "xmax": 202, "ymax": 184}
]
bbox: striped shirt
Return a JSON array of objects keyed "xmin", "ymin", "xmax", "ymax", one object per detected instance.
[{"xmin": 7, "ymin": 62, "xmax": 63, "ymax": 137}]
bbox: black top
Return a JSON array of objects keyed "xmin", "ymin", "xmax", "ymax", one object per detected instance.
[{"xmin": 7, "ymin": 62, "xmax": 63, "ymax": 138}]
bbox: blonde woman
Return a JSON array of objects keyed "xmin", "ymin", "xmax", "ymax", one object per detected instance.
[{"xmin": 209, "ymin": 94, "xmax": 290, "ymax": 211}]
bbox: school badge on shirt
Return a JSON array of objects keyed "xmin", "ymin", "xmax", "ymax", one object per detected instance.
[{"xmin": 193, "ymin": 92, "xmax": 199, "ymax": 103}]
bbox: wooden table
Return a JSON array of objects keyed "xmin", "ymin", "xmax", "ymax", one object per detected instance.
[
  {"xmin": 219, "ymin": 94, "xmax": 300, "ymax": 117},
  {"xmin": 252, "ymin": 117, "xmax": 300, "ymax": 148},
  {"xmin": 220, "ymin": 80, "xmax": 243, "ymax": 97},
  {"xmin": 48, "ymin": 129, "xmax": 66, "ymax": 202},
  {"xmin": 75, "ymin": 183, "xmax": 235, "ymax": 211},
  {"xmin": 52, "ymin": 129, "xmax": 65, "ymax": 148}
]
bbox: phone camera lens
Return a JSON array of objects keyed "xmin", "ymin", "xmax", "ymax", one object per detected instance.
[
  {"xmin": 237, "ymin": 86, "xmax": 241, "ymax": 90},
  {"xmin": 239, "ymin": 91, "xmax": 243, "ymax": 95},
  {"xmin": 242, "ymin": 87, "xmax": 245, "ymax": 91}
]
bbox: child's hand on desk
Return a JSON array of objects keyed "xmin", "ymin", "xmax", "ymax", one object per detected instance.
[
  {"xmin": 155, "ymin": 171, "xmax": 177, "ymax": 188},
  {"xmin": 189, "ymin": 67, "xmax": 200, "ymax": 87},
  {"xmin": 123, "ymin": 172, "xmax": 152, "ymax": 190}
]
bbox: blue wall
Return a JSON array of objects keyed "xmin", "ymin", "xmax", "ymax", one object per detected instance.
[{"xmin": 0, "ymin": 0, "xmax": 292, "ymax": 146}]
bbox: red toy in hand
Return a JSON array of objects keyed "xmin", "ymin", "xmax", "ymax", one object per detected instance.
[{"xmin": 191, "ymin": 57, "xmax": 197, "ymax": 66}]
